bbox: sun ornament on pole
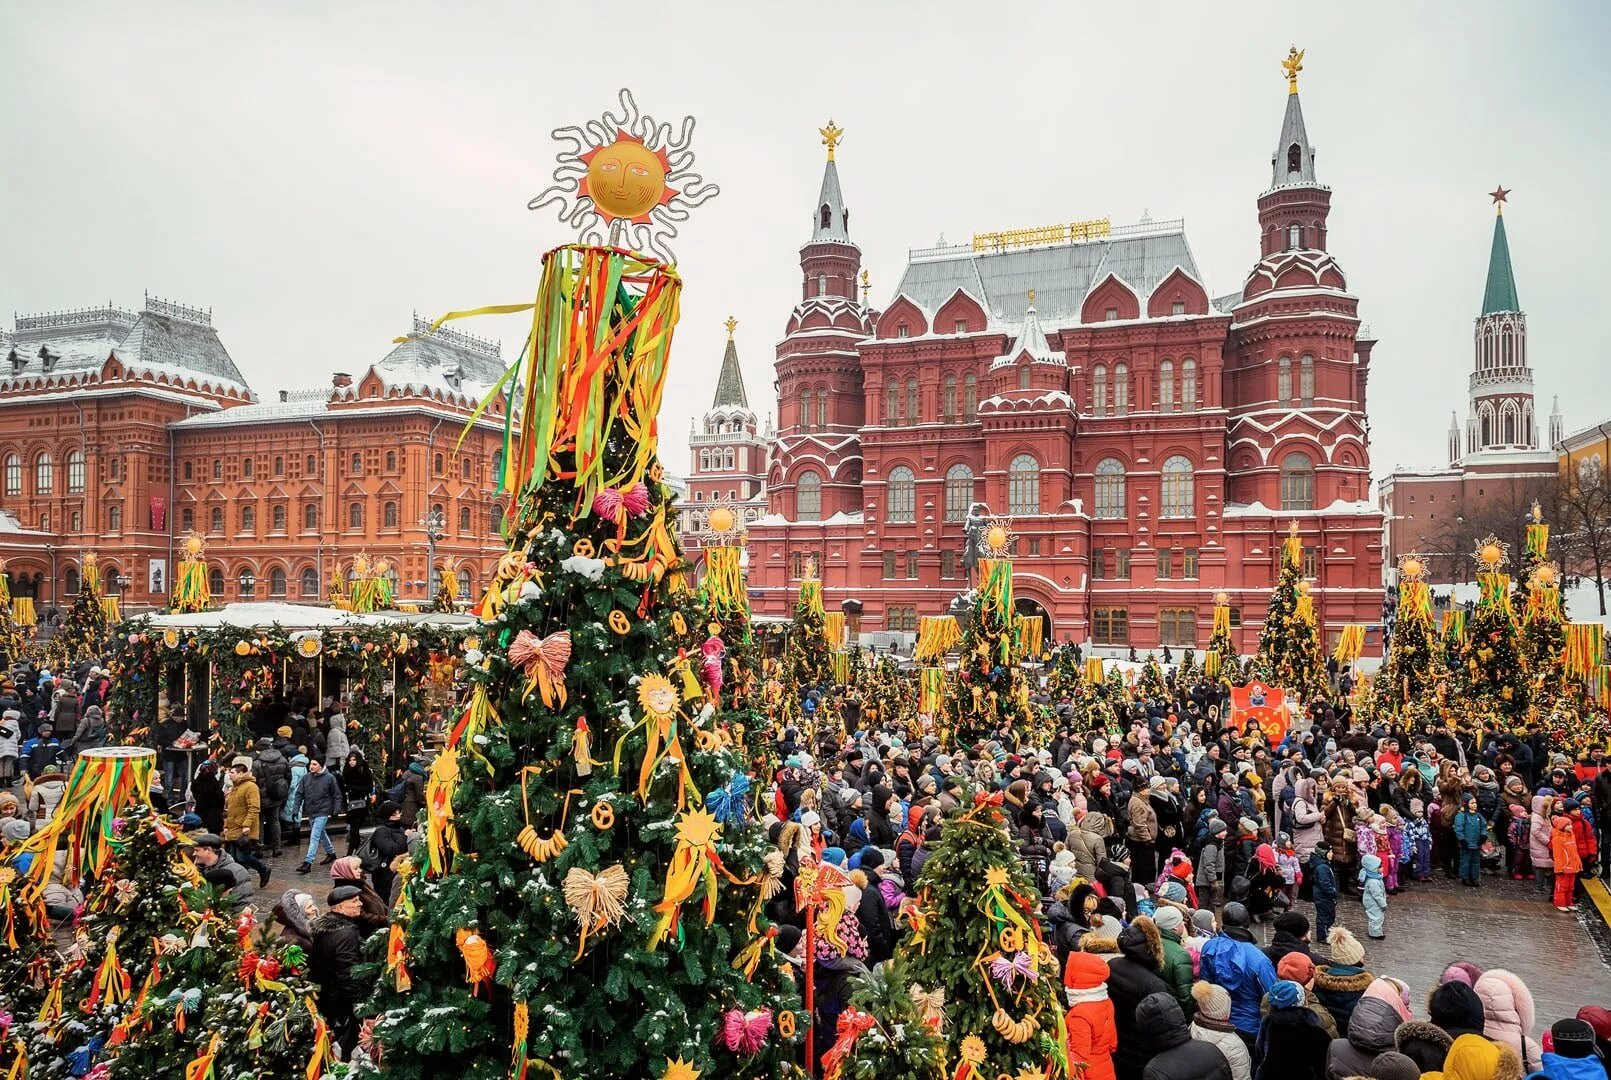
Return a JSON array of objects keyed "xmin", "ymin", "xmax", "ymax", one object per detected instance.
[
  {"xmin": 1473, "ymin": 535, "xmax": 1509, "ymax": 572},
  {"xmin": 981, "ymin": 517, "xmax": 1015, "ymax": 559},
  {"xmin": 528, "ymin": 88, "xmax": 720, "ymax": 264}
]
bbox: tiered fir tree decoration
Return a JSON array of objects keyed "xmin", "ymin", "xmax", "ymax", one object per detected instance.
[
  {"xmin": 1375, "ymin": 553, "xmax": 1440, "ymax": 720},
  {"xmin": 948, "ymin": 520, "xmax": 1030, "ymax": 747},
  {"xmin": 1205, "ymin": 591, "xmax": 1239, "ymax": 683},
  {"xmin": 170, "ymin": 533, "xmax": 212, "ymax": 613},
  {"xmin": 366, "ymin": 241, "xmax": 802, "ymax": 1078},
  {"xmin": 1253, "ymin": 523, "xmax": 1327, "ymax": 704},
  {"xmin": 53, "ymin": 550, "xmax": 112, "ymax": 668},
  {"xmin": 825, "ymin": 959, "xmax": 948, "ymax": 1080},
  {"xmin": 898, "ymin": 799, "xmax": 1067, "ymax": 1078},
  {"xmin": 784, "ymin": 557, "xmax": 833, "ymax": 710},
  {"xmin": 1514, "ymin": 503, "xmax": 1570, "ymax": 714},
  {"xmin": 1456, "ymin": 535, "xmax": 1529, "ymax": 727},
  {"xmin": 697, "ymin": 502, "xmax": 769, "ymax": 768},
  {"xmin": 1137, "ymin": 654, "xmax": 1166, "ymax": 700},
  {"xmin": 0, "ymin": 557, "xmax": 28, "ymax": 667}
]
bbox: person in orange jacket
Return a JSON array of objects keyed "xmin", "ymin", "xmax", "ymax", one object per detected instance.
[
  {"xmin": 1064, "ymin": 950, "xmax": 1119, "ymax": 1080},
  {"xmin": 1567, "ymin": 797, "xmax": 1598, "ymax": 867},
  {"xmin": 1551, "ymin": 811, "xmax": 1582, "ymax": 912}
]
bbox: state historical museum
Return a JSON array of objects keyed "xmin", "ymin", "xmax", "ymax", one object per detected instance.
[{"xmin": 744, "ymin": 56, "xmax": 1383, "ymax": 656}]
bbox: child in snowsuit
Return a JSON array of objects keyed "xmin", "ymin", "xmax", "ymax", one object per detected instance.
[
  {"xmin": 1505, "ymin": 802, "xmax": 1532, "ymax": 880},
  {"xmin": 1275, "ymin": 832, "xmax": 1301, "ymax": 907},
  {"xmin": 1359, "ymin": 852, "xmax": 1388, "ymax": 939},
  {"xmin": 1552, "ymin": 812, "xmax": 1581, "ymax": 912},
  {"xmin": 1404, "ymin": 799, "xmax": 1433, "ymax": 882},
  {"xmin": 1378, "ymin": 807, "xmax": 1404, "ymax": 893},
  {"xmin": 1309, "ymin": 840, "xmax": 1339, "ymax": 944},
  {"xmin": 1454, "ymin": 794, "xmax": 1486, "ymax": 887}
]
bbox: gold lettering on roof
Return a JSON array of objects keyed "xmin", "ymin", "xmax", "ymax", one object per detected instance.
[{"xmin": 971, "ymin": 218, "xmax": 1111, "ymax": 253}]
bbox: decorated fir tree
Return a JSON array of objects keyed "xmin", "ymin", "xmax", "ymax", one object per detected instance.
[
  {"xmin": 947, "ymin": 523, "xmax": 1030, "ymax": 747},
  {"xmin": 364, "ymin": 242, "xmax": 801, "ymax": 1080},
  {"xmin": 52, "ymin": 550, "xmax": 112, "ymax": 668},
  {"xmin": 1374, "ymin": 554, "xmax": 1441, "ymax": 721},
  {"xmin": 1137, "ymin": 654, "xmax": 1166, "ymax": 700},
  {"xmin": 432, "ymin": 560, "xmax": 460, "ymax": 614},
  {"xmin": 1456, "ymin": 535, "xmax": 1530, "ymax": 726},
  {"xmin": 823, "ymin": 959, "xmax": 947, "ymax": 1080},
  {"xmin": 784, "ymin": 562, "xmax": 833, "ymax": 707},
  {"xmin": 1514, "ymin": 510, "xmax": 1571, "ymax": 715},
  {"xmin": 898, "ymin": 800, "xmax": 1066, "ymax": 1078},
  {"xmin": 1253, "ymin": 524, "xmax": 1327, "ymax": 704},
  {"xmin": 0, "ymin": 558, "xmax": 29, "ymax": 667},
  {"xmin": 1205, "ymin": 592, "xmax": 1239, "ymax": 684}
]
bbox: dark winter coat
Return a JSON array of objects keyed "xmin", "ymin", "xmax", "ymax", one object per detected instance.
[
  {"xmin": 1312, "ymin": 963, "xmax": 1373, "ymax": 1037},
  {"xmin": 1139, "ymin": 992, "xmax": 1232, "ymax": 1080},
  {"xmin": 1253, "ymin": 1003, "xmax": 1332, "ymax": 1080},
  {"xmin": 308, "ymin": 911, "xmax": 368, "ymax": 1020},
  {"xmin": 1307, "ymin": 852, "xmax": 1338, "ymax": 904},
  {"xmin": 1392, "ymin": 1021, "xmax": 1453, "ymax": 1074},
  {"xmin": 254, "ymin": 747, "xmax": 291, "ymax": 807},
  {"xmin": 1108, "ymin": 919, "xmax": 1172, "ymax": 1080},
  {"xmin": 200, "ymin": 850, "xmax": 255, "ymax": 911},
  {"xmin": 1323, "ymin": 997, "xmax": 1403, "ymax": 1080},
  {"xmin": 1263, "ymin": 930, "xmax": 1318, "ymax": 968},
  {"xmin": 398, "ymin": 762, "xmax": 428, "ymax": 822},
  {"xmin": 856, "ymin": 868, "xmax": 895, "ymax": 963},
  {"xmin": 191, "ymin": 767, "xmax": 226, "ymax": 833},
  {"xmin": 300, "ymin": 768, "xmax": 344, "ymax": 818}
]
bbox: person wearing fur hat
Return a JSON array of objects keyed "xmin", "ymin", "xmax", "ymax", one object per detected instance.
[
  {"xmin": 1314, "ymin": 928, "xmax": 1373, "ymax": 1037},
  {"xmin": 1254, "ymin": 979, "xmax": 1332, "ymax": 1080},
  {"xmin": 1190, "ymin": 983, "xmax": 1252, "ymax": 1080},
  {"xmin": 1108, "ymin": 916, "xmax": 1172, "ymax": 1080},
  {"xmin": 1323, "ymin": 994, "xmax": 1404, "ymax": 1080},
  {"xmin": 1064, "ymin": 951, "xmax": 1119, "ymax": 1080},
  {"xmin": 1435, "ymin": 1032, "xmax": 1525, "ymax": 1080},
  {"xmin": 1153, "ymin": 905, "xmax": 1196, "ymax": 1018},
  {"xmin": 1472, "ymin": 969, "xmax": 1542, "ymax": 1072}
]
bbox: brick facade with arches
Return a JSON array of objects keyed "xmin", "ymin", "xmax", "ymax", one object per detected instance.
[{"xmin": 747, "ymin": 69, "xmax": 1385, "ymax": 656}]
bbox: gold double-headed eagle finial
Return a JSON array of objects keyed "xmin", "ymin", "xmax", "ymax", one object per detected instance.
[
  {"xmin": 819, "ymin": 119, "xmax": 844, "ymax": 162},
  {"xmin": 1283, "ymin": 46, "xmax": 1304, "ymax": 94},
  {"xmin": 724, "ymin": 316, "xmax": 738, "ymax": 340}
]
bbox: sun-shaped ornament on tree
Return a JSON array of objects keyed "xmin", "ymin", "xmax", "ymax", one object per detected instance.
[
  {"xmin": 1397, "ymin": 553, "xmax": 1429, "ymax": 583},
  {"xmin": 700, "ymin": 500, "xmax": 746, "ymax": 547},
  {"xmin": 1472, "ymin": 535, "xmax": 1510, "ymax": 572},
  {"xmin": 982, "ymin": 517, "xmax": 1016, "ymax": 559},
  {"xmin": 529, "ymin": 88, "xmax": 719, "ymax": 264}
]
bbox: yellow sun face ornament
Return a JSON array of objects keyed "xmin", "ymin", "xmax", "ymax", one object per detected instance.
[
  {"xmin": 580, "ymin": 132, "xmax": 676, "ymax": 225},
  {"xmin": 638, "ymin": 674, "xmax": 680, "ymax": 720}
]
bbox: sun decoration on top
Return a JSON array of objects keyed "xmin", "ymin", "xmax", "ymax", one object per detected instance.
[
  {"xmin": 529, "ymin": 88, "xmax": 720, "ymax": 265},
  {"xmin": 700, "ymin": 501, "xmax": 746, "ymax": 547},
  {"xmin": 1472, "ymin": 534, "xmax": 1510, "ymax": 571},
  {"xmin": 1529, "ymin": 561, "xmax": 1561, "ymax": 590},
  {"xmin": 1397, "ymin": 553, "xmax": 1429, "ymax": 583},
  {"xmin": 982, "ymin": 517, "xmax": 1016, "ymax": 559}
]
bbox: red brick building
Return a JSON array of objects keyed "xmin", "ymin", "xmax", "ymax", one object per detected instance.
[
  {"xmin": 746, "ymin": 62, "xmax": 1385, "ymax": 656},
  {"xmin": 0, "ymin": 297, "xmax": 509, "ymax": 614}
]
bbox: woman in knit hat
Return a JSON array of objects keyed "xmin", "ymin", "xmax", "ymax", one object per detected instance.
[
  {"xmin": 1314, "ymin": 928, "xmax": 1373, "ymax": 1037},
  {"xmin": 1189, "ymin": 983, "xmax": 1252, "ymax": 1080}
]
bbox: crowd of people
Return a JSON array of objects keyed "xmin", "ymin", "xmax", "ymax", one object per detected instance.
[{"xmin": 760, "ymin": 667, "xmax": 1611, "ymax": 1080}]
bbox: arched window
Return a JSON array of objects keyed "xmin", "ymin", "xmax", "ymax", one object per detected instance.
[
  {"xmin": 383, "ymin": 501, "xmax": 398, "ymax": 528},
  {"xmin": 210, "ymin": 506, "xmax": 224, "ymax": 533},
  {"xmin": 183, "ymin": 461, "xmax": 193, "ymax": 481},
  {"xmin": 300, "ymin": 567, "xmax": 320, "ymax": 597},
  {"xmin": 34, "ymin": 453, "xmax": 52, "ymax": 494},
  {"xmin": 462, "ymin": 458, "xmax": 472, "ymax": 480},
  {"xmin": 350, "ymin": 452, "xmax": 362, "ymax": 474},
  {"xmin": 1094, "ymin": 458, "xmax": 1126, "ymax": 519},
  {"xmin": 1008, "ymin": 454, "xmax": 1041, "ymax": 515},
  {"xmin": 799, "ymin": 389, "xmax": 812, "ymax": 432},
  {"xmin": 1018, "ymin": 365, "xmax": 1032, "ymax": 390},
  {"xmin": 491, "ymin": 503, "xmax": 505, "ymax": 533},
  {"xmin": 2, "ymin": 455, "xmax": 18, "ymax": 496},
  {"xmin": 906, "ymin": 378, "xmax": 919, "ymax": 424},
  {"xmin": 303, "ymin": 503, "xmax": 318, "ymax": 531},
  {"xmin": 242, "ymin": 457, "xmax": 253, "ymax": 478},
  {"xmin": 699, "ymin": 450, "xmax": 710, "ymax": 471},
  {"xmin": 269, "ymin": 567, "xmax": 287, "ymax": 596},
  {"xmin": 820, "ymin": 204, "xmax": 831, "ymax": 229},
  {"xmin": 886, "ymin": 466, "xmax": 916, "ymax": 523},
  {"xmin": 272, "ymin": 504, "xmax": 286, "ymax": 532},
  {"xmin": 273, "ymin": 455, "xmax": 284, "ymax": 476},
  {"xmin": 1502, "ymin": 402, "xmax": 1518, "ymax": 445},
  {"xmin": 796, "ymin": 471, "xmax": 822, "ymax": 521},
  {"xmin": 1280, "ymin": 452, "xmax": 1315, "ymax": 510},
  {"xmin": 1278, "ymin": 357, "xmax": 1292, "ymax": 402},
  {"xmin": 240, "ymin": 505, "xmax": 255, "ymax": 532},
  {"xmin": 1288, "ymin": 224, "xmax": 1301, "ymax": 250},
  {"xmin": 724, "ymin": 449, "xmax": 734, "ymax": 470},
  {"xmin": 67, "ymin": 450, "xmax": 85, "ymax": 493},
  {"xmin": 1525, "ymin": 402, "xmax": 1535, "ymax": 446},
  {"xmin": 944, "ymin": 464, "xmax": 974, "ymax": 522},
  {"xmin": 1287, "ymin": 143, "xmax": 1302, "ymax": 174},
  {"xmin": 1160, "ymin": 455, "xmax": 1194, "ymax": 518},
  {"xmin": 963, "ymin": 374, "xmax": 977, "ymax": 420},
  {"xmin": 1181, "ymin": 359, "xmax": 1198, "ymax": 411},
  {"xmin": 491, "ymin": 449, "xmax": 503, "ymax": 479},
  {"xmin": 208, "ymin": 567, "xmax": 225, "ymax": 596},
  {"xmin": 1092, "ymin": 365, "xmax": 1108, "ymax": 415},
  {"xmin": 458, "ymin": 568, "xmax": 472, "ymax": 597},
  {"xmin": 385, "ymin": 451, "xmax": 396, "ymax": 472},
  {"xmin": 1480, "ymin": 404, "xmax": 1494, "ymax": 446},
  {"xmin": 108, "ymin": 457, "xmax": 120, "ymax": 480},
  {"xmin": 1113, "ymin": 364, "xmax": 1129, "ymax": 414},
  {"xmin": 816, "ymin": 387, "xmax": 829, "ymax": 429},
  {"xmin": 817, "ymin": 274, "xmax": 827, "ymax": 297},
  {"xmin": 65, "ymin": 567, "xmax": 80, "ymax": 595},
  {"xmin": 459, "ymin": 506, "xmax": 471, "ymax": 533},
  {"xmin": 1299, "ymin": 355, "xmax": 1314, "ymax": 406},
  {"xmin": 107, "ymin": 504, "xmax": 122, "ymax": 532},
  {"xmin": 943, "ymin": 375, "xmax": 958, "ymax": 421},
  {"xmin": 1158, "ymin": 360, "xmax": 1174, "ymax": 412},
  {"xmin": 349, "ymin": 501, "xmax": 364, "ymax": 529}
]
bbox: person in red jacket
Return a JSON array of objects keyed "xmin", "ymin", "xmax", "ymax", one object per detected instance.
[{"xmin": 1065, "ymin": 950, "xmax": 1119, "ymax": 1080}]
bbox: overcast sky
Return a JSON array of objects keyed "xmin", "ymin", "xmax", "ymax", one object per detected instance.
[{"xmin": 4, "ymin": 1, "xmax": 1608, "ymax": 482}]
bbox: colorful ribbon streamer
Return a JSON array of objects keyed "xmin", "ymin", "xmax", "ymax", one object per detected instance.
[
  {"xmin": 13, "ymin": 748, "xmax": 154, "ymax": 897},
  {"xmin": 702, "ymin": 545, "xmax": 747, "ymax": 618},
  {"xmin": 1331, "ymin": 624, "xmax": 1366, "ymax": 664},
  {"xmin": 914, "ymin": 616, "xmax": 961, "ymax": 661}
]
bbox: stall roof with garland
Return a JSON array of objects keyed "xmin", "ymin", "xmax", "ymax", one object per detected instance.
[{"xmin": 138, "ymin": 601, "xmax": 478, "ymax": 631}]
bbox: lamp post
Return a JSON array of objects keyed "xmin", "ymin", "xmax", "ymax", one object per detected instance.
[
  {"xmin": 420, "ymin": 508, "xmax": 447, "ymax": 596},
  {"xmin": 239, "ymin": 570, "xmax": 256, "ymax": 600}
]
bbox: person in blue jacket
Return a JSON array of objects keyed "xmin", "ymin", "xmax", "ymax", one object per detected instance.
[
  {"xmin": 1453, "ymin": 793, "xmax": 1487, "ymax": 887},
  {"xmin": 1359, "ymin": 853, "xmax": 1388, "ymax": 940},
  {"xmin": 1530, "ymin": 1017, "xmax": 1607, "ymax": 1080},
  {"xmin": 1198, "ymin": 900, "xmax": 1277, "ymax": 1046},
  {"xmin": 1308, "ymin": 841, "xmax": 1339, "ymax": 944}
]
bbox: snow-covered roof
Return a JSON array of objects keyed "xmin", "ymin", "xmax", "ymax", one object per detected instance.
[
  {"xmin": 1221, "ymin": 498, "xmax": 1379, "ymax": 518},
  {"xmin": 171, "ymin": 389, "xmax": 331, "ymax": 428},
  {"xmin": 0, "ymin": 510, "xmax": 49, "ymax": 536}
]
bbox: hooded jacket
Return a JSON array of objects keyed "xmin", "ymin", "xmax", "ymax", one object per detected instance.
[
  {"xmin": 1313, "ymin": 962, "xmax": 1373, "ymax": 1037},
  {"xmin": 1138, "ymin": 992, "xmax": 1232, "ymax": 1080},
  {"xmin": 1190, "ymin": 1012, "xmax": 1252, "ymax": 1080},
  {"xmin": 1529, "ymin": 795, "xmax": 1556, "ymax": 870},
  {"xmin": 1323, "ymin": 997, "xmax": 1403, "ymax": 1080},
  {"xmin": 1108, "ymin": 919, "xmax": 1172, "ymax": 1080},
  {"xmin": 1199, "ymin": 928, "xmax": 1277, "ymax": 1036},
  {"xmin": 1157, "ymin": 923, "xmax": 1196, "ymax": 1019},
  {"xmin": 1254, "ymin": 998, "xmax": 1332, "ymax": 1080},
  {"xmin": 1393, "ymin": 1021, "xmax": 1453, "ymax": 1075},
  {"xmin": 1472, "ymin": 969, "xmax": 1541, "ymax": 1072},
  {"xmin": 1064, "ymin": 951, "xmax": 1119, "ymax": 1080},
  {"xmin": 1436, "ymin": 1032, "xmax": 1524, "ymax": 1080}
]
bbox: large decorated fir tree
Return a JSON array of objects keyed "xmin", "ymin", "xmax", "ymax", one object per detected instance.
[
  {"xmin": 1514, "ymin": 510, "xmax": 1571, "ymax": 714},
  {"xmin": 1374, "ymin": 554, "xmax": 1441, "ymax": 720},
  {"xmin": 823, "ymin": 959, "xmax": 947, "ymax": 1080},
  {"xmin": 52, "ymin": 550, "xmax": 112, "ymax": 668},
  {"xmin": 365, "ymin": 244, "xmax": 801, "ymax": 1080},
  {"xmin": 898, "ymin": 799, "xmax": 1067, "ymax": 1078},
  {"xmin": 1253, "ymin": 524, "xmax": 1327, "ymax": 704},
  {"xmin": 0, "ymin": 565, "xmax": 28, "ymax": 667},
  {"xmin": 784, "ymin": 563, "xmax": 833, "ymax": 708},
  {"xmin": 947, "ymin": 524, "xmax": 1030, "ymax": 746},
  {"xmin": 1456, "ymin": 535, "xmax": 1529, "ymax": 726},
  {"xmin": 1205, "ymin": 592, "xmax": 1239, "ymax": 684}
]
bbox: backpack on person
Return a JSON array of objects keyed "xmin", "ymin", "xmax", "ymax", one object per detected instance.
[{"xmin": 386, "ymin": 776, "xmax": 408, "ymax": 804}]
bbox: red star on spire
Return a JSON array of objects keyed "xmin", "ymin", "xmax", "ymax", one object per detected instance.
[{"xmin": 1489, "ymin": 185, "xmax": 1511, "ymax": 206}]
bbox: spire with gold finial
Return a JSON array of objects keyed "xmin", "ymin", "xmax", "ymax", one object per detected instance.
[
  {"xmin": 859, "ymin": 268, "xmax": 870, "ymax": 306},
  {"xmin": 1282, "ymin": 46, "xmax": 1304, "ymax": 95},
  {"xmin": 724, "ymin": 315, "xmax": 737, "ymax": 340},
  {"xmin": 819, "ymin": 119, "xmax": 844, "ymax": 162}
]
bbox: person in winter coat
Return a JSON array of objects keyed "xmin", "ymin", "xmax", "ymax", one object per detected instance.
[
  {"xmin": 1358, "ymin": 853, "xmax": 1388, "ymax": 939},
  {"xmin": 1393, "ymin": 979, "xmax": 1485, "ymax": 1073},
  {"xmin": 1254, "ymin": 980, "xmax": 1332, "ymax": 1080},
  {"xmin": 296, "ymin": 757, "xmax": 344, "ymax": 872},
  {"xmin": 1139, "ymin": 992, "xmax": 1232, "ymax": 1080},
  {"xmin": 397, "ymin": 758, "xmax": 429, "ymax": 825},
  {"xmin": 1436, "ymin": 1033, "xmax": 1524, "ymax": 1080},
  {"xmin": 1063, "ymin": 951, "xmax": 1119, "ymax": 1080},
  {"xmin": 1472, "ymin": 968, "xmax": 1542, "ymax": 1072},
  {"xmin": 1289, "ymin": 778, "xmax": 1325, "ymax": 863},
  {"xmin": 1108, "ymin": 917, "xmax": 1173, "ymax": 1080},
  {"xmin": 46, "ymin": 684, "xmax": 79, "ymax": 744},
  {"xmin": 1453, "ymin": 794, "xmax": 1486, "ymax": 887},
  {"xmin": 1199, "ymin": 902, "xmax": 1277, "ymax": 1042},
  {"xmin": 1152, "ymin": 906, "xmax": 1196, "ymax": 1018},
  {"xmin": 67, "ymin": 704, "xmax": 107, "ymax": 756},
  {"xmin": 855, "ymin": 848, "xmax": 896, "ymax": 963},
  {"xmin": 1264, "ymin": 911, "xmax": 1318, "ymax": 967},
  {"xmin": 191, "ymin": 760, "xmax": 226, "ymax": 835},
  {"xmin": 1190, "ymin": 983, "xmax": 1252, "ymax": 1080},
  {"xmin": 1531, "ymin": 793, "xmax": 1558, "ymax": 899},
  {"xmin": 363, "ymin": 801, "xmax": 412, "ymax": 905},
  {"xmin": 340, "ymin": 750, "xmax": 375, "ymax": 854},
  {"xmin": 27, "ymin": 769, "xmax": 66, "ymax": 824},
  {"xmin": 1129, "ymin": 781, "xmax": 1161, "ymax": 884},
  {"xmin": 190, "ymin": 832, "xmax": 256, "ymax": 911},
  {"xmin": 223, "ymin": 757, "xmax": 271, "ymax": 887},
  {"xmin": 1313, "ymin": 927, "xmax": 1373, "ymax": 1037},
  {"xmin": 281, "ymin": 753, "xmax": 309, "ymax": 848},
  {"xmin": 1551, "ymin": 812, "xmax": 1582, "ymax": 912},
  {"xmin": 21, "ymin": 724, "xmax": 62, "ymax": 779},
  {"xmin": 1534, "ymin": 1017, "xmax": 1606, "ymax": 1080},
  {"xmin": 272, "ymin": 889, "xmax": 317, "ymax": 951},
  {"xmin": 309, "ymin": 885, "xmax": 371, "ymax": 1057},
  {"xmin": 253, "ymin": 739, "xmax": 292, "ymax": 856},
  {"xmin": 323, "ymin": 715, "xmax": 350, "ymax": 771},
  {"xmin": 1323, "ymin": 996, "xmax": 1403, "ymax": 1080},
  {"xmin": 1307, "ymin": 841, "xmax": 1339, "ymax": 943},
  {"xmin": 0, "ymin": 708, "xmax": 20, "ymax": 788},
  {"xmin": 1197, "ymin": 818, "xmax": 1227, "ymax": 912}
]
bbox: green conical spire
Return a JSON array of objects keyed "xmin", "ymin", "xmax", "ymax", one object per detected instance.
[{"xmin": 1482, "ymin": 208, "xmax": 1520, "ymax": 315}]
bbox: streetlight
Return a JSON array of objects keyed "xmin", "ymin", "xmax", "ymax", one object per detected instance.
[
  {"xmin": 420, "ymin": 508, "xmax": 447, "ymax": 595},
  {"xmin": 239, "ymin": 570, "xmax": 256, "ymax": 599}
]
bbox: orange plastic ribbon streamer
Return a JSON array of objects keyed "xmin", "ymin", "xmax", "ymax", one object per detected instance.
[
  {"xmin": 305, "ymin": 997, "xmax": 331, "ymax": 1080},
  {"xmin": 185, "ymin": 1033, "xmax": 221, "ymax": 1080}
]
